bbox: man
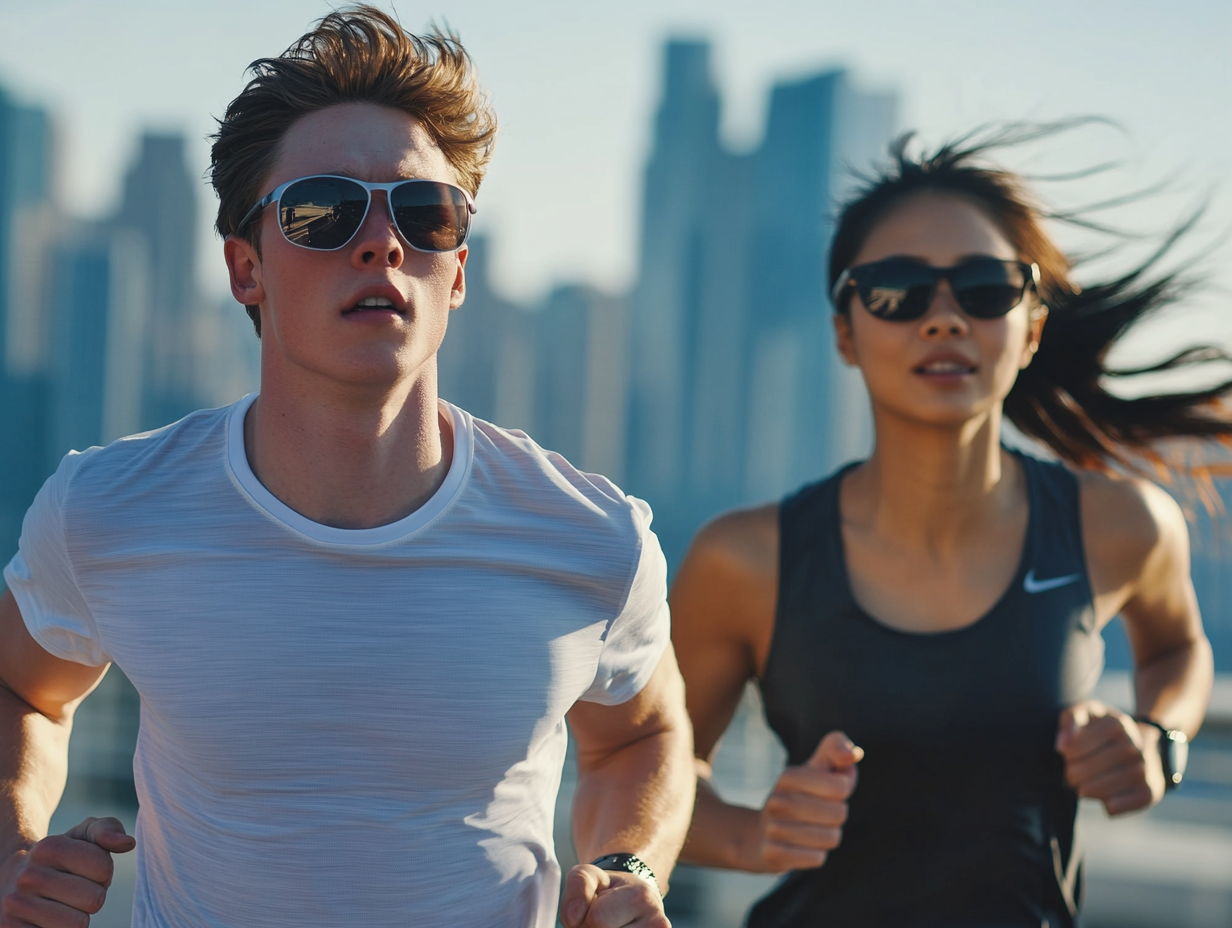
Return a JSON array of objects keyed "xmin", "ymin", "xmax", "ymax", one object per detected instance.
[{"xmin": 0, "ymin": 7, "xmax": 693, "ymax": 927}]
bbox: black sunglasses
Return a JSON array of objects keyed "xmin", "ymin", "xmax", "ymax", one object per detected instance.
[
  {"xmin": 237, "ymin": 174, "xmax": 476, "ymax": 253},
  {"xmin": 831, "ymin": 257, "xmax": 1040, "ymax": 321}
]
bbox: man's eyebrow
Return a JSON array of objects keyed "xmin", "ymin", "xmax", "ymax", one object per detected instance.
[{"xmin": 319, "ymin": 167, "xmax": 429, "ymax": 182}]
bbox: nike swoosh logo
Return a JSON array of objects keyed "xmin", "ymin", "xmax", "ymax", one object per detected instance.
[{"xmin": 1023, "ymin": 569, "xmax": 1082, "ymax": 594}]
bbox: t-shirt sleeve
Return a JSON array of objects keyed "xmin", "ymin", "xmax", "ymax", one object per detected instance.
[
  {"xmin": 3, "ymin": 451, "xmax": 109, "ymax": 666},
  {"xmin": 580, "ymin": 495, "xmax": 671, "ymax": 705}
]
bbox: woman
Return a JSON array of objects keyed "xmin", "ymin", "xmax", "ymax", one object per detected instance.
[{"xmin": 671, "ymin": 131, "xmax": 1224, "ymax": 927}]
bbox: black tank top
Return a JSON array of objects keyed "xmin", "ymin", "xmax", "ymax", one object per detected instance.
[{"xmin": 751, "ymin": 452, "xmax": 1105, "ymax": 928}]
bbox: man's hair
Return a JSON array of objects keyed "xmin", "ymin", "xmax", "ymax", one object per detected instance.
[{"xmin": 209, "ymin": 4, "xmax": 497, "ymax": 333}]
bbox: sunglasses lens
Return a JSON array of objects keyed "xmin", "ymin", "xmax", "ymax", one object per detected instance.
[
  {"xmin": 278, "ymin": 177, "xmax": 369, "ymax": 250},
  {"xmin": 390, "ymin": 182, "xmax": 470, "ymax": 252},
  {"xmin": 953, "ymin": 260, "xmax": 1027, "ymax": 318},
  {"xmin": 856, "ymin": 260, "xmax": 935, "ymax": 320}
]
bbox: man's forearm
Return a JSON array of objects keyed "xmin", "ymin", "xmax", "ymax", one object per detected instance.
[
  {"xmin": 571, "ymin": 723, "xmax": 694, "ymax": 892},
  {"xmin": 1135, "ymin": 636, "xmax": 1213, "ymax": 738},
  {"xmin": 0, "ymin": 682, "xmax": 70, "ymax": 858}
]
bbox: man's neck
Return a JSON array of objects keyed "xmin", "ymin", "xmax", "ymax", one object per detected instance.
[{"xmin": 243, "ymin": 373, "xmax": 453, "ymax": 530}]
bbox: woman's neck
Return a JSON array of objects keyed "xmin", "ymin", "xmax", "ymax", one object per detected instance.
[{"xmin": 847, "ymin": 406, "xmax": 1021, "ymax": 553}]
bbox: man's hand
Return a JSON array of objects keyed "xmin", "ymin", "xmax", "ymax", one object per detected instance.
[
  {"xmin": 753, "ymin": 730, "xmax": 862, "ymax": 873},
  {"xmin": 561, "ymin": 864, "xmax": 667, "ymax": 928},
  {"xmin": 1056, "ymin": 699, "xmax": 1166, "ymax": 816},
  {"xmin": 0, "ymin": 817, "xmax": 135, "ymax": 928}
]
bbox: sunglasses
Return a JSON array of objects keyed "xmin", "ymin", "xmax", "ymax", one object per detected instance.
[
  {"xmin": 831, "ymin": 257, "xmax": 1040, "ymax": 321},
  {"xmin": 237, "ymin": 174, "xmax": 476, "ymax": 253}
]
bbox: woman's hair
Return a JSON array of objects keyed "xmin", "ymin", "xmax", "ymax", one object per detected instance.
[
  {"xmin": 209, "ymin": 5, "xmax": 497, "ymax": 334},
  {"xmin": 828, "ymin": 127, "xmax": 1232, "ymax": 476}
]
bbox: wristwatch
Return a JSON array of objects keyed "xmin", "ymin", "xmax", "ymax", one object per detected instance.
[
  {"xmin": 591, "ymin": 853, "xmax": 661, "ymax": 898},
  {"xmin": 1135, "ymin": 717, "xmax": 1189, "ymax": 790}
]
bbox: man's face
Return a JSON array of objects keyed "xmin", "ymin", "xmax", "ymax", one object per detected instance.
[{"xmin": 224, "ymin": 102, "xmax": 467, "ymax": 395}]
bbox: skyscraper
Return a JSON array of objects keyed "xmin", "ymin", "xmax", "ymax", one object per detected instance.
[
  {"xmin": 743, "ymin": 69, "xmax": 893, "ymax": 499},
  {"xmin": 0, "ymin": 87, "xmax": 56, "ymax": 561},
  {"xmin": 437, "ymin": 240, "xmax": 631, "ymax": 480},
  {"xmin": 534, "ymin": 284, "xmax": 630, "ymax": 480},
  {"xmin": 626, "ymin": 41, "xmax": 897, "ymax": 556},
  {"xmin": 626, "ymin": 41, "xmax": 730, "ymax": 512},
  {"xmin": 114, "ymin": 132, "xmax": 200, "ymax": 428},
  {"xmin": 436, "ymin": 235, "xmax": 526, "ymax": 424},
  {"xmin": 47, "ymin": 225, "xmax": 148, "ymax": 460}
]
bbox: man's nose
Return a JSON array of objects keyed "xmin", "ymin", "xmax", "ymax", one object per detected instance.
[{"xmin": 350, "ymin": 190, "xmax": 404, "ymax": 267}]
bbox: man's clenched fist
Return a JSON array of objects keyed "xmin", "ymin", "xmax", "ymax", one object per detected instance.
[
  {"xmin": 1, "ymin": 816, "xmax": 134, "ymax": 928},
  {"xmin": 561, "ymin": 863, "xmax": 668, "ymax": 928}
]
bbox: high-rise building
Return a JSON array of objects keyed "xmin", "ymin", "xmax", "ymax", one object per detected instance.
[
  {"xmin": 113, "ymin": 132, "xmax": 200, "ymax": 428},
  {"xmin": 626, "ymin": 41, "xmax": 730, "ymax": 512},
  {"xmin": 437, "ymin": 240, "xmax": 631, "ymax": 481},
  {"xmin": 534, "ymin": 284, "xmax": 630, "ymax": 481},
  {"xmin": 625, "ymin": 41, "xmax": 897, "ymax": 558},
  {"xmin": 436, "ymin": 236, "xmax": 525, "ymax": 425},
  {"xmin": 0, "ymin": 87, "xmax": 56, "ymax": 562},
  {"xmin": 46, "ymin": 225, "xmax": 149, "ymax": 460},
  {"xmin": 743, "ymin": 69, "xmax": 892, "ymax": 500}
]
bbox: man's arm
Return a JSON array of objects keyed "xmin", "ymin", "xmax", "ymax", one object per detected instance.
[
  {"xmin": 0, "ymin": 590, "xmax": 134, "ymax": 927},
  {"xmin": 561, "ymin": 646, "xmax": 694, "ymax": 928}
]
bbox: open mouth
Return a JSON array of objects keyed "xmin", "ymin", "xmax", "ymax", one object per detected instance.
[
  {"xmin": 342, "ymin": 296, "xmax": 402, "ymax": 315},
  {"xmin": 914, "ymin": 360, "xmax": 976, "ymax": 375}
]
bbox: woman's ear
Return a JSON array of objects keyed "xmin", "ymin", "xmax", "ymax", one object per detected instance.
[
  {"xmin": 1020, "ymin": 304, "xmax": 1049, "ymax": 370},
  {"xmin": 834, "ymin": 313, "xmax": 858, "ymax": 367}
]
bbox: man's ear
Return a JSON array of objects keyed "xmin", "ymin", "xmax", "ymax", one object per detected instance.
[
  {"xmin": 834, "ymin": 313, "xmax": 858, "ymax": 367},
  {"xmin": 224, "ymin": 235, "xmax": 266, "ymax": 308},
  {"xmin": 449, "ymin": 244, "xmax": 468, "ymax": 310},
  {"xmin": 1020, "ymin": 304, "xmax": 1049, "ymax": 370}
]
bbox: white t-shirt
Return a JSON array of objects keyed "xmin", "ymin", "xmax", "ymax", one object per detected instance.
[{"xmin": 5, "ymin": 394, "xmax": 670, "ymax": 928}]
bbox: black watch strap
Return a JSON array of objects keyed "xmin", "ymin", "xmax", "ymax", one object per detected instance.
[
  {"xmin": 590, "ymin": 853, "xmax": 661, "ymax": 897},
  {"xmin": 1134, "ymin": 716, "xmax": 1189, "ymax": 790}
]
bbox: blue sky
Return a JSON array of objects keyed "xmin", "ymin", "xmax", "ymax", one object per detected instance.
[{"xmin": 0, "ymin": 0, "xmax": 1228, "ymax": 362}]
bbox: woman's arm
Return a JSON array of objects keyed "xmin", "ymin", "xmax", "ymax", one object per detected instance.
[
  {"xmin": 1060, "ymin": 474, "xmax": 1214, "ymax": 814},
  {"xmin": 671, "ymin": 508, "xmax": 860, "ymax": 872}
]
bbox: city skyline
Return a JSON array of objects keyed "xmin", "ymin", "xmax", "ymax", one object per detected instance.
[
  {"xmin": 2, "ymin": 21, "xmax": 1230, "ymax": 925},
  {"xmin": 0, "ymin": 0, "xmax": 1227, "ymax": 320}
]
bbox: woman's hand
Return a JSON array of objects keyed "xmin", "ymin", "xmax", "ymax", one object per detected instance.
[
  {"xmin": 1055, "ymin": 699, "xmax": 1166, "ymax": 815},
  {"xmin": 750, "ymin": 731, "xmax": 862, "ymax": 873}
]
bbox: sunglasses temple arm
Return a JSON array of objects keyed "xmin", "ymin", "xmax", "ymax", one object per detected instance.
[
  {"xmin": 830, "ymin": 270, "xmax": 852, "ymax": 308},
  {"xmin": 237, "ymin": 193, "xmax": 277, "ymax": 234}
]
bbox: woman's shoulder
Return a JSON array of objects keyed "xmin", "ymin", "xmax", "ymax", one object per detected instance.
[
  {"xmin": 1075, "ymin": 468, "xmax": 1189, "ymax": 605},
  {"xmin": 685, "ymin": 502, "xmax": 780, "ymax": 583},
  {"xmin": 672, "ymin": 503, "xmax": 781, "ymax": 686},
  {"xmin": 1076, "ymin": 469, "xmax": 1185, "ymax": 546}
]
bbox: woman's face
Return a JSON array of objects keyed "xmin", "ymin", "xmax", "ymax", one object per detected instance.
[{"xmin": 835, "ymin": 190, "xmax": 1045, "ymax": 430}]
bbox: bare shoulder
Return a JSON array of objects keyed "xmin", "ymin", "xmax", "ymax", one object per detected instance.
[
  {"xmin": 1077, "ymin": 469, "xmax": 1189, "ymax": 611},
  {"xmin": 1078, "ymin": 470, "xmax": 1186, "ymax": 555},
  {"xmin": 671, "ymin": 503, "xmax": 779, "ymax": 754},
  {"xmin": 684, "ymin": 503, "xmax": 779, "ymax": 584},
  {"xmin": 671, "ymin": 503, "xmax": 778, "ymax": 671}
]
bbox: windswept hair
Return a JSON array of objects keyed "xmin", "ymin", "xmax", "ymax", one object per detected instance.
[
  {"xmin": 209, "ymin": 5, "xmax": 497, "ymax": 333},
  {"xmin": 829, "ymin": 126, "xmax": 1232, "ymax": 477}
]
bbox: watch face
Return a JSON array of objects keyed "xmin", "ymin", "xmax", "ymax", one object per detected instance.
[{"xmin": 1167, "ymin": 735, "xmax": 1189, "ymax": 787}]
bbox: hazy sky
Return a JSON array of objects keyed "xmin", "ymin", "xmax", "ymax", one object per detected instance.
[{"xmin": 0, "ymin": 0, "xmax": 1228, "ymax": 353}]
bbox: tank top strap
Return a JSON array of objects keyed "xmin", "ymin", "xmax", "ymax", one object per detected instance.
[
  {"xmin": 776, "ymin": 464, "xmax": 857, "ymax": 610},
  {"xmin": 1012, "ymin": 451, "xmax": 1096, "ymax": 623}
]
